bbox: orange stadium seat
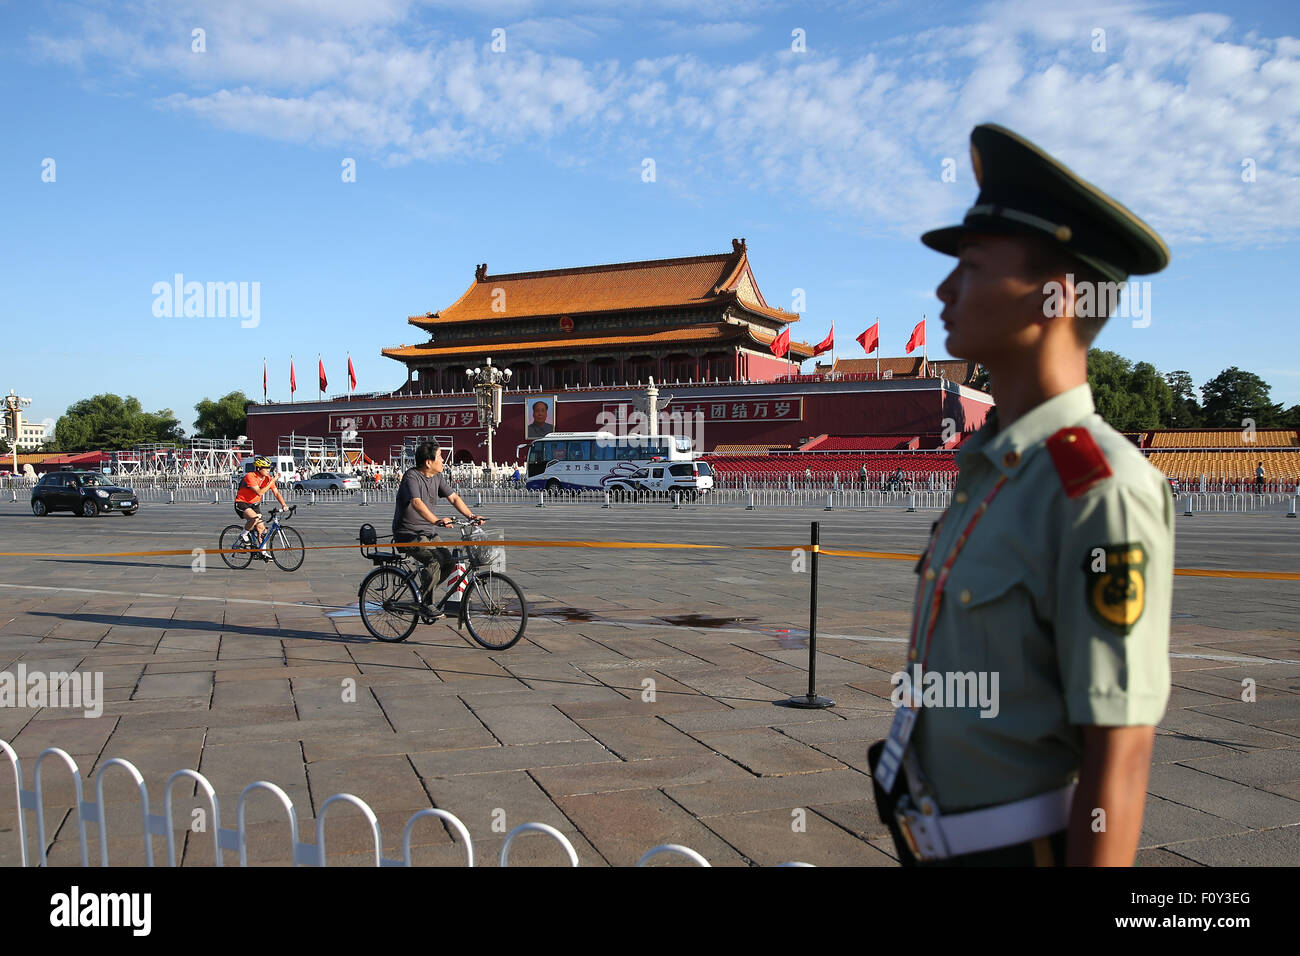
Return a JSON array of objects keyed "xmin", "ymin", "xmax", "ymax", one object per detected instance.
[
  {"xmin": 1145, "ymin": 450, "xmax": 1300, "ymax": 482},
  {"xmin": 1148, "ymin": 430, "xmax": 1299, "ymax": 448}
]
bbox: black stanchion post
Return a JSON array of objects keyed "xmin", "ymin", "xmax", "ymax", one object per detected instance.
[{"xmin": 779, "ymin": 520, "xmax": 834, "ymax": 709}]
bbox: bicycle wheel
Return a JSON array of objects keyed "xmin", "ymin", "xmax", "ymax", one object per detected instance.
[
  {"xmin": 358, "ymin": 566, "xmax": 420, "ymax": 642},
  {"xmin": 463, "ymin": 570, "xmax": 528, "ymax": 650},
  {"xmin": 270, "ymin": 525, "xmax": 305, "ymax": 572},
  {"xmin": 219, "ymin": 525, "xmax": 253, "ymax": 569}
]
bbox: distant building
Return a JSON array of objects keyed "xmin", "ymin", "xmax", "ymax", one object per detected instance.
[
  {"xmin": 812, "ymin": 356, "xmax": 981, "ymax": 386},
  {"xmin": 1, "ymin": 413, "xmax": 48, "ymax": 450},
  {"xmin": 383, "ymin": 239, "xmax": 815, "ymax": 391}
]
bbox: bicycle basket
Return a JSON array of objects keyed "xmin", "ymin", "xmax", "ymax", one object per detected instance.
[{"xmin": 465, "ymin": 526, "xmax": 506, "ymax": 572}]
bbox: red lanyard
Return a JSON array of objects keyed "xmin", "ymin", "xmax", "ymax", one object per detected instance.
[{"xmin": 908, "ymin": 475, "xmax": 1008, "ymax": 668}]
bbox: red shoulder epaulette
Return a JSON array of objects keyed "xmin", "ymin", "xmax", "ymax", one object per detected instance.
[{"xmin": 1046, "ymin": 427, "xmax": 1112, "ymax": 499}]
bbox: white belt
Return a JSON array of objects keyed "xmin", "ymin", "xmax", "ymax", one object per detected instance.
[{"xmin": 896, "ymin": 784, "xmax": 1076, "ymax": 861}]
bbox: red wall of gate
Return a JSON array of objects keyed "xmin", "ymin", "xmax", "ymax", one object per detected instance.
[{"xmin": 246, "ymin": 385, "xmax": 991, "ymax": 464}]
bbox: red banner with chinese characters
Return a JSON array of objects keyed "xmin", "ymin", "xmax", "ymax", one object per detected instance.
[
  {"xmin": 330, "ymin": 409, "xmax": 482, "ymax": 432},
  {"xmin": 602, "ymin": 398, "xmax": 803, "ymax": 423}
]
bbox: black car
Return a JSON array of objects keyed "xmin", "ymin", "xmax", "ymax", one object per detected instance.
[{"xmin": 31, "ymin": 471, "xmax": 139, "ymax": 517}]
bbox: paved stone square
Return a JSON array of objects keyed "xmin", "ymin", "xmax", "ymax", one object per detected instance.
[{"xmin": 0, "ymin": 497, "xmax": 1296, "ymax": 865}]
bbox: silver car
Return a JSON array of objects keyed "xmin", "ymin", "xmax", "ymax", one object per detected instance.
[{"xmin": 292, "ymin": 472, "xmax": 361, "ymax": 494}]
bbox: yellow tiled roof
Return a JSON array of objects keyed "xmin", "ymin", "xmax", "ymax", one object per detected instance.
[
  {"xmin": 409, "ymin": 241, "xmax": 797, "ymax": 326},
  {"xmin": 383, "ymin": 323, "xmax": 816, "ymax": 360}
]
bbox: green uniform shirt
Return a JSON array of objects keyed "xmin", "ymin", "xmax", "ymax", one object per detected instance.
[{"xmin": 909, "ymin": 384, "xmax": 1173, "ymax": 813}]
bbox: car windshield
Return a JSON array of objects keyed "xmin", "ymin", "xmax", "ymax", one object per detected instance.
[{"xmin": 77, "ymin": 474, "xmax": 104, "ymax": 487}]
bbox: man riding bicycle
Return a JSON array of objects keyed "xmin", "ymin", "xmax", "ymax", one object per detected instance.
[
  {"xmin": 393, "ymin": 441, "xmax": 485, "ymax": 614},
  {"xmin": 235, "ymin": 457, "xmax": 288, "ymax": 560}
]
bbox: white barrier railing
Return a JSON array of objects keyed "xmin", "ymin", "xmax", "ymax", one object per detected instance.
[
  {"xmin": 1180, "ymin": 493, "xmax": 1294, "ymax": 514},
  {"xmin": 0, "ymin": 743, "xmax": 812, "ymax": 867}
]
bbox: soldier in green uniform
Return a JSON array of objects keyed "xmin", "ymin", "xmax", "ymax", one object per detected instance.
[{"xmin": 870, "ymin": 124, "xmax": 1174, "ymax": 866}]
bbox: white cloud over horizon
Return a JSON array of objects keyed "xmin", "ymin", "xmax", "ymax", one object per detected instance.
[{"xmin": 27, "ymin": 0, "xmax": 1300, "ymax": 247}]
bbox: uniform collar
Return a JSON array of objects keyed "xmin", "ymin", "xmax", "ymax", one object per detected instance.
[{"xmin": 970, "ymin": 383, "xmax": 1096, "ymax": 478}]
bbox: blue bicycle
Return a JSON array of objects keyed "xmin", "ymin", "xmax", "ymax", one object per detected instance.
[{"xmin": 219, "ymin": 505, "xmax": 305, "ymax": 571}]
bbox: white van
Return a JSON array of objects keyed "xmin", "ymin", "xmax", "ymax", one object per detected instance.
[{"xmin": 234, "ymin": 456, "xmax": 298, "ymax": 485}]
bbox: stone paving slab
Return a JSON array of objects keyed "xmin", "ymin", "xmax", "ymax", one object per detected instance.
[
  {"xmin": 568, "ymin": 715, "xmax": 714, "ymax": 761},
  {"xmin": 0, "ymin": 502, "xmax": 1297, "ymax": 866},
  {"xmin": 531, "ymin": 753, "xmax": 753, "ymax": 797},
  {"xmin": 470, "ymin": 704, "xmax": 590, "ymax": 746},
  {"xmin": 702, "ymin": 806, "xmax": 897, "ymax": 866},
  {"xmin": 1154, "ymin": 758, "xmax": 1300, "ymax": 813},
  {"xmin": 552, "ymin": 789, "xmax": 749, "ymax": 866},
  {"xmin": 692, "ymin": 728, "xmax": 849, "ymax": 776}
]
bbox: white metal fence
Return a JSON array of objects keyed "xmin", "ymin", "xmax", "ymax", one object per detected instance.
[
  {"xmin": 0, "ymin": 741, "xmax": 807, "ymax": 867},
  {"xmin": 6, "ymin": 480, "xmax": 1296, "ymax": 516},
  {"xmin": 1180, "ymin": 493, "xmax": 1296, "ymax": 514}
]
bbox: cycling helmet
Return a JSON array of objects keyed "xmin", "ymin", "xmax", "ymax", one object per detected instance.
[{"xmin": 253, "ymin": 456, "xmax": 271, "ymax": 468}]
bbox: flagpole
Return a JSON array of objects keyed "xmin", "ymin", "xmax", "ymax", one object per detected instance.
[
  {"xmin": 290, "ymin": 355, "xmax": 294, "ymax": 405},
  {"xmin": 263, "ymin": 357, "xmax": 267, "ymax": 405},
  {"xmin": 876, "ymin": 318, "xmax": 880, "ymax": 379},
  {"xmin": 922, "ymin": 314, "xmax": 927, "ymax": 376},
  {"xmin": 318, "ymin": 353, "xmax": 322, "ymax": 401},
  {"xmin": 347, "ymin": 351, "xmax": 351, "ymax": 402}
]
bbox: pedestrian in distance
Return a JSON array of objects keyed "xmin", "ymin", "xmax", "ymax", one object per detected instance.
[{"xmin": 870, "ymin": 123, "xmax": 1174, "ymax": 867}]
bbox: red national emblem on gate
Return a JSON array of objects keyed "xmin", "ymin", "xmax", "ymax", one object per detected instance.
[{"xmin": 559, "ymin": 316, "xmax": 574, "ymax": 332}]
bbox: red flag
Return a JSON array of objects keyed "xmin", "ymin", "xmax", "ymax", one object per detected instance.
[
  {"xmin": 319, "ymin": 357, "xmax": 328, "ymax": 393},
  {"xmin": 348, "ymin": 355, "xmax": 357, "ymax": 391},
  {"xmin": 856, "ymin": 323, "xmax": 880, "ymax": 355},
  {"xmin": 905, "ymin": 319, "xmax": 925, "ymax": 354},
  {"xmin": 290, "ymin": 360, "xmax": 297, "ymax": 394},
  {"xmin": 812, "ymin": 324, "xmax": 833, "ymax": 356},
  {"xmin": 770, "ymin": 327, "xmax": 790, "ymax": 358}
]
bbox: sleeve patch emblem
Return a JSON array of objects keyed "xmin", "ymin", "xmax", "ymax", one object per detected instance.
[{"xmin": 1083, "ymin": 543, "xmax": 1146, "ymax": 633}]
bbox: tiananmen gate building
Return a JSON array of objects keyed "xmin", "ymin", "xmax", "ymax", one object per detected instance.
[{"xmin": 246, "ymin": 240, "xmax": 993, "ymax": 464}]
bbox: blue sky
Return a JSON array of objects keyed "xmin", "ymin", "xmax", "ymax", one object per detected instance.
[{"xmin": 3, "ymin": 0, "xmax": 1299, "ymax": 436}]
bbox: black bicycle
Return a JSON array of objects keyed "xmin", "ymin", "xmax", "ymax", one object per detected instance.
[
  {"xmin": 219, "ymin": 505, "xmax": 305, "ymax": 572},
  {"xmin": 356, "ymin": 518, "xmax": 528, "ymax": 650}
]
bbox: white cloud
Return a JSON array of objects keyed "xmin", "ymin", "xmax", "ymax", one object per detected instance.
[{"xmin": 27, "ymin": 0, "xmax": 1300, "ymax": 246}]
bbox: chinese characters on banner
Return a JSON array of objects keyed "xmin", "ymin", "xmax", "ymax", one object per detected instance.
[
  {"xmin": 330, "ymin": 397, "xmax": 803, "ymax": 435},
  {"xmin": 601, "ymin": 398, "xmax": 803, "ymax": 423},
  {"xmin": 329, "ymin": 410, "xmax": 479, "ymax": 432}
]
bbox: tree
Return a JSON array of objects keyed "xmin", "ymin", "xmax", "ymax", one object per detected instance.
[
  {"xmin": 1200, "ymin": 368, "xmax": 1283, "ymax": 428},
  {"xmin": 53, "ymin": 394, "xmax": 185, "ymax": 452},
  {"xmin": 1163, "ymin": 370, "xmax": 1202, "ymax": 428},
  {"xmin": 193, "ymin": 391, "xmax": 250, "ymax": 440},
  {"xmin": 1086, "ymin": 349, "xmax": 1173, "ymax": 431}
]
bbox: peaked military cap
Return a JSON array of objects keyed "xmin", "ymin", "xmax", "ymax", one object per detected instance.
[{"xmin": 922, "ymin": 124, "xmax": 1170, "ymax": 282}]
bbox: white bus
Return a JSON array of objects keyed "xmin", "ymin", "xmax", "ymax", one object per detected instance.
[{"xmin": 524, "ymin": 431, "xmax": 714, "ymax": 496}]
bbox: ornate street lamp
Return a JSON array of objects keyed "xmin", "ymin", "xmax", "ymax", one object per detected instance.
[
  {"xmin": 465, "ymin": 358, "xmax": 512, "ymax": 469},
  {"xmin": 3, "ymin": 389, "xmax": 34, "ymax": 477}
]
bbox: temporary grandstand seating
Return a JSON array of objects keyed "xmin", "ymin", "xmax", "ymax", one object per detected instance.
[
  {"xmin": 807, "ymin": 435, "xmax": 918, "ymax": 451},
  {"xmin": 709, "ymin": 443, "xmax": 792, "ymax": 454},
  {"xmin": 1145, "ymin": 450, "xmax": 1300, "ymax": 482},
  {"xmin": 1147, "ymin": 430, "xmax": 1299, "ymax": 448}
]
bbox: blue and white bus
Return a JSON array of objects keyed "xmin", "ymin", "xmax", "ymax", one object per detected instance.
[{"xmin": 524, "ymin": 431, "xmax": 714, "ymax": 496}]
